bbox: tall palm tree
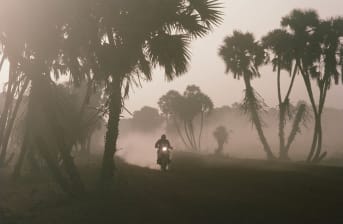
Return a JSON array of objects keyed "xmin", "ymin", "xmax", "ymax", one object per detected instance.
[
  {"xmin": 262, "ymin": 29, "xmax": 303, "ymax": 160},
  {"xmin": 96, "ymin": 0, "xmax": 223, "ymax": 185},
  {"xmin": 219, "ymin": 31, "xmax": 275, "ymax": 160},
  {"xmin": 281, "ymin": 9, "xmax": 343, "ymax": 162}
]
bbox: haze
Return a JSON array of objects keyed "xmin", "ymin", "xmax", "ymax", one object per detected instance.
[
  {"xmin": 121, "ymin": 0, "xmax": 343, "ymax": 114},
  {"xmin": 1, "ymin": 1, "xmax": 343, "ymax": 223}
]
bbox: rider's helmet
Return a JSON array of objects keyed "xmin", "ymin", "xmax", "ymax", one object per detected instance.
[{"xmin": 161, "ymin": 134, "xmax": 166, "ymax": 140}]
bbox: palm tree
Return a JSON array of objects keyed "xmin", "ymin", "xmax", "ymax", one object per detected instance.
[
  {"xmin": 219, "ymin": 31, "xmax": 275, "ymax": 160},
  {"xmin": 262, "ymin": 29, "xmax": 305, "ymax": 160},
  {"xmin": 158, "ymin": 86, "xmax": 213, "ymax": 151},
  {"xmin": 158, "ymin": 90, "xmax": 191, "ymax": 150},
  {"xmin": 0, "ymin": 1, "xmax": 93, "ymax": 195},
  {"xmin": 97, "ymin": 0, "xmax": 223, "ymax": 185},
  {"xmin": 0, "ymin": 0, "xmax": 223, "ymax": 191},
  {"xmin": 281, "ymin": 9, "xmax": 343, "ymax": 162},
  {"xmin": 183, "ymin": 85, "xmax": 213, "ymax": 150},
  {"xmin": 213, "ymin": 126, "xmax": 229, "ymax": 155}
]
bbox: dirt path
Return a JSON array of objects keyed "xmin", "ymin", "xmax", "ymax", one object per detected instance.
[{"xmin": 2, "ymin": 153, "xmax": 343, "ymax": 224}]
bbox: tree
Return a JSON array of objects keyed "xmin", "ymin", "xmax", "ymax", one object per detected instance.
[
  {"xmin": 0, "ymin": 0, "xmax": 94, "ymax": 195},
  {"xmin": 131, "ymin": 106, "xmax": 163, "ymax": 132},
  {"xmin": 213, "ymin": 126, "xmax": 229, "ymax": 155},
  {"xmin": 0, "ymin": 0, "xmax": 223, "ymax": 192},
  {"xmin": 96, "ymin": 0, "xmax": 223, "ymax": 185},
  {"xmin": 159, "ymin": 85, "xmax": 214, "ymax": 151},
  {"xmin": 281, "ymin": 9, "xmax": 343, "ymax": 162},
  {"xmin": 262, "ymin": 29, "xmax": 308, "ymax": 160},
  {"xmin": 219, "ymin": 31, "xmax": 275, "ymax": 160}
]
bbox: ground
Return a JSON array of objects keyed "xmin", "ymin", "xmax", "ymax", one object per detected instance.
[{"xmin": 1, "ymin": 152, "xmax": 343, "ymax": 224}]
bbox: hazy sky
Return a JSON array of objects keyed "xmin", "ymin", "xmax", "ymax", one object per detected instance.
[
  {"xmin": 124, "ymin": 0, "xmax": 343, "ymax": 115},
  {"xmin": 0, "ymin": 0, "xmax": 342, "ymax": 115}
]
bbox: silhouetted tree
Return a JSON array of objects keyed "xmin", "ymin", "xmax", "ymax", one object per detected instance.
[
  {"xmin": 213, "ymin": 126, "xmax": 229, "ymax": 155},
  {"xmin": 0, "ymin": 1, "xmax": 94, "ymax": 193},
  {"xmin": 262, "ymin": 29, "xmax": 309, "ymax": 160},
  {"xmin": 96, "ymin": 0, "xmax": 223, "ymax": 186},
  {"xmin": 159, "ymin": 90, "xmax": 191, "ymax": 149},
  {"xmin": 159, "ymin": 86, "xmax": 214, "ymax": 151},
  {"xmin": 281, "ymin": 9, "xmax": 343, "ymax": 162},
  {"xmin": 219, "ymin": 31, "xmax": 275, "ymax": 160},
  {"xmin": 131, "ymin": 106, "xmax": 163, "ymax": 132}
]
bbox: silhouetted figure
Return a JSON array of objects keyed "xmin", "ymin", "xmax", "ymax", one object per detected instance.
[
  {"xmin": 213, "ymin": 126, "xmax": 229, "ymax": 155},
  {"xmin": 155, "ymin": 134, "xmax": 173, "ymax": 164}
]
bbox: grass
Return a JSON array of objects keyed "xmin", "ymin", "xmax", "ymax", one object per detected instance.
[{"xmin": 1, "ymin": 152, "xmax": 343, "ymax": 224}]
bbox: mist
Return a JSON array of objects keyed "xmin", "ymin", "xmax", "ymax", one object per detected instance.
[{"xmin": 93, "ymin": 105, "xmax": 343, "ymax": 168}]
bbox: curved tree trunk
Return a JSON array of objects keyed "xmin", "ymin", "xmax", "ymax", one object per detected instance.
[
  {"xmin": 173, "ymin": 117, "xmax": 191, "ymax": 150},
  {"xmin": 312, "ymin": 79, "xmax": 330, "ymax": 163},
  {"xmin": 313, "ymin": 115, "xmax": 323, "ymax": 161},
  {"xmin": 278, "ymin": 103, "xmax": 287, "ymax": 160},
  {"xmin": 285, "ymin": 104, "xmax": 306, "ymax": 153},
  {"xmin": 298, "ymin": 63, "xmax": 322, "ymax": 163},
  {"xmin": 243, "ymin": 74, "xmax": 275, "ymax": 160},
  {"xmin": 184, "ymin": 120, "xmax": 195, "ymax": 150},
  {"xmin": 188, "ymin": 121, "xmax": 198, "ymax": 151},
  {"xmin": 198, "ymin": 112, "xmax": 204, "ymax": 150}
]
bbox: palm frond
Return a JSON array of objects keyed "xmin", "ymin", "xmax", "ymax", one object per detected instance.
[{"xmin": 147, "ymin": 33, "xmax": 191, "ymax": 80}]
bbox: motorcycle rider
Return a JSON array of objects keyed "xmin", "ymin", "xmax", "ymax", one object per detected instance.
[{"xmin": 155, "ymin": 134, "xmax": 173, "ymax": 164}]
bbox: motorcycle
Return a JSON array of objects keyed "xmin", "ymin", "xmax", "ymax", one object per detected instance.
[{"xmin": 158, "ymin": 145, "xmax": 172, "ymax": 171}]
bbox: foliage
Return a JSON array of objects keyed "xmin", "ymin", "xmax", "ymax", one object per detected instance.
[
  {"xmin": 159, "ymin": 85, "xmax": 213, "ymax": 150},
  {"xmin": 219, "ymin": 31, "xmax": 275, "ymax": 160},
  {"xmin": 131, "ymin": 106, "xmax": 163, "ymax": 132}
]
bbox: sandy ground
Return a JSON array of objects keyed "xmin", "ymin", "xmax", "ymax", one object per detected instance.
[{"xmin": 1, "ymin": 152, "xmax": 343, "ymax": 224}]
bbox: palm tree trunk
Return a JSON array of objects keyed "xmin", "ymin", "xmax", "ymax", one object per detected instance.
[
  {"xmin": 298, "ymin": 63, "xmax": 321, "ymax": 162},
  {"xmin": 313, "ymin": 114, "xmax": 323, "ymax": 161},
  {"xmin": 276, "ymin": 63, "xmax": 289, "ymax": 160},
  {"xmin": 198, "ymin": 112, "xmax": 204, "ymax": 150},
  {"xmin": 307, "ymin": 118, "xmax": 319, "ymax": 162},
  {"xmin": 173, "ymin": 117, "xmax": 191, "ymax": 150},
  {"xmin": 278, "ymin": 103, "xmax": 288, "ymax": 160},
  {"xmin": 0, "ymin": 78, "xmax": 30, "ymax": 163},
  {"xmin": 184, "ymin": 120, "xmax": 195, "ymax": 150},
  {"xmin": 243, "ymin": 74, "xmax": 275, "ymax": 160},
  {"xmin": 312, "ymin": 80, "xmax": 329, "ymax": 162},
  {"xmin": 276, "ymin": 64, "xmax": 287, "ymax": 159},
  {"xmin": 100, "ymin": 79, "xmax": 122, "ymax": 187},
  {"xmin": 188, "ymin": 121, "xmax": 198, "ymax": 151},
  {"xmin": 0, "ymin": 65, "xmax": 16, "ymax": 165},
  {"xmin": 285, "ymin": 104, "xmax": 306, "ymax": 153},
  {"xmin": 280, "ymin": 64, "xmax": 298, "ymax": 158}
]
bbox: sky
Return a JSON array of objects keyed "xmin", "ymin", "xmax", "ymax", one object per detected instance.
[
  {"xmin": 0, "ymin": 0, "xmax": 343, "ymax": 115},
  {"xmin": 123, "ymin": 0, "xmax": 343, "ymax": 115}
]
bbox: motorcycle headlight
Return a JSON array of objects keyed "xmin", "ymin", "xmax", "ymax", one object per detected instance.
[{"xmin": 162, "ymin": 147, "xmax": 168, "ymax": 152}]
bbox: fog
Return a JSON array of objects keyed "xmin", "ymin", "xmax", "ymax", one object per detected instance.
[{"xmin": 89, "ymin": 106, "xmax": 343, "ymax": 168}]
